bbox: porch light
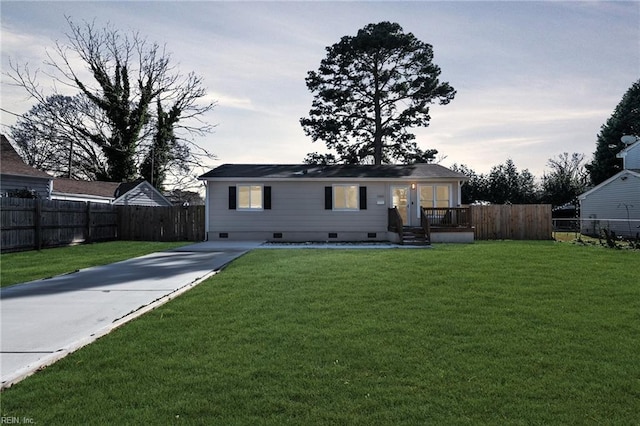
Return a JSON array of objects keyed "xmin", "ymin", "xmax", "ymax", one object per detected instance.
[{"xmin": 411, "ymin": 183, "xmax": 416, "ymax": 190}]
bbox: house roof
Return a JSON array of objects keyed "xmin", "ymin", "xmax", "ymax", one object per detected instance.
[
  {"xmin": 199, "ymin": 163, "xmax": 468, "ymax": 180},
  {"xmin": 0, "ymin": 134, "xmax": 52, "ymax": 179},
  {"xmin": 617, "ymin": 139, "xmax": 640, "ymax": 157},
  {"xmin": 578, "ymin": 169, "xmax": 640, "ymax": 200},
  {"xmin": 52, "ymin": 178, "xmax": 120, "ymax": 198}
]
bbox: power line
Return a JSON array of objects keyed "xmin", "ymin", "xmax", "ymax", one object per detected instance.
[{"xmin": 0, "ymin": 107, "xmax": 23, "ymax": 118}]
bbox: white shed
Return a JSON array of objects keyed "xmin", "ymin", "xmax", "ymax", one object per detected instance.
[{"xmin": 113, "ymin": 180, "xmax": 173, "ymax": 207}]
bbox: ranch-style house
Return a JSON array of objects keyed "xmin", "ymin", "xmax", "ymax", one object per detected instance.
[{"xmin": 199, "ymin": 163, "xmax": 474, "ymax": 244}]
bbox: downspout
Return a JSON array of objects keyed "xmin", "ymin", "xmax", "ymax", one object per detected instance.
[{"xmin": 203, "ymin": 180, "xmax": 209, "ymax": 241}]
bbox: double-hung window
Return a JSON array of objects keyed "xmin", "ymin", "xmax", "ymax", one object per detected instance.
[
  {"xmin": 229, "ymin": 185, "xmax": 271, "ymax": 210},
  {"xmin": 333, "ymin": 185, "xmax": 359, "ymax": 210},
  {"xmin": 325, "ymin": 185, "xmax": 367, "ymax": 210},
  {"xmin": 238, "ymin": 185, "xmax": 263, "ymax": 210}
]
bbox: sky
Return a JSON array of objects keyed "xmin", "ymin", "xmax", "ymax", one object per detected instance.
[{"xmin": 1, "ymin": 1, "xmax": 639, "ymax": 179}]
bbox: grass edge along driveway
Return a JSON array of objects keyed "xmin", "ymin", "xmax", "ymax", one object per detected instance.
[
  {"xmin": 2, "ymin": 241, "xmax": 639, "ymax": 424},
  {"xmin": 0, "ymin": 241, "xmax": 192, "ymax": 287}
]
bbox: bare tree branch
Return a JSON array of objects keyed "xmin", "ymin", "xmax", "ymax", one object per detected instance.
[{"xmin": 6, "ymin": 16, "xmax": 217, "ymax": 188}]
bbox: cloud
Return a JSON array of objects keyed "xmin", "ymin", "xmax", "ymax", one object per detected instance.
[
  {"xmin": 0, "ymin": 25, "xmax": 48, "ymax": 60},
  {"xmin": 1, "ymin": 1, "xmax": 637, "ymax": 180},
  {"xmin": 206, "ymin": 92, "xmax": 252, "ymax": 112}
]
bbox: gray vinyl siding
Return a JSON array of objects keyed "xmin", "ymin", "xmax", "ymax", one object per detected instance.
[
  {"xmin": 0, "ymin": 175, "xmax": 51, "ymax": 199},
  {"xmin": 580, "ymin": 173, "xmax": 640, "ymax": 237},
  {"xmin": 622, "ymin": 144, "xmax": 640, "ymax": 169},
  {"xmin": 210, "ymin": 181, "xmax": 385, "ymax": 232},
  {"xmin": 206, "ymin": 179, "xmax": 462, "ymax": 241}
]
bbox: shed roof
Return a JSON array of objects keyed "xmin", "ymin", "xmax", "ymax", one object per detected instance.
[
  {"xmin": 114, "ymin": 179, "xmax": 145, "ymax": 198},
  {"xmin": 0, "ymin": 135, "xmax": 52, "ymax": 179},
  {"xmin": 199, "ymin": 163, "xmax": 468, "ymax": 180},
  {"xmin": 52, "ymin": 178, "xmax": 120, "ymax": 198}
]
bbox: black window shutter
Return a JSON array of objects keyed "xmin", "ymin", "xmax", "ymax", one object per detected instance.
[
  {"xmin": 359, "ymin": 186, "xmax": 367, "ymax": 210},
  {"xmin": 228, "ymin": 186, "xmax": 236, "ymax": 210},
  {"xmin": 325, "ymin": 186, "xmax": 332, "ymax": 210},
  {"xmin": 264, "ymin": 186, "xmax": 272, "ymax": 210}
]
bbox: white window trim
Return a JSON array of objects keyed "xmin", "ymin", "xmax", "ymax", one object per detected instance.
[
  {"xmin": 237, "ymin": 184, "xmax": 264, "ymax": 211},
  {"xmin": 332, "ymin": 184, "xmax": 359, "ymax": 211}
]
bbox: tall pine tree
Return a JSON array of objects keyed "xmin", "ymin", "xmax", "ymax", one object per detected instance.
[
  {"xmin": 301, "ymin": 22, "xmax": 455, "ymax": 165},
  {"xmin": 586, "ymin": 80, "xmax": 640, "ymax": 185}
]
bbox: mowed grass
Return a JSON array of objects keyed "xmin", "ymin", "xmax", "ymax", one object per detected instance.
[
  {"xmin": 2, "ymin": 242, "xmax": 639, "ymax": 424},
  {"xmin": 0, "ymin": 241, "xmax": 191, "ymax": 287}
]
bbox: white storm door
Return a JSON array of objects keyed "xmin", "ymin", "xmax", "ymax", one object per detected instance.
[{"xmin": 391, "ymin": 185, "xmax": 410, "ymax": 226}]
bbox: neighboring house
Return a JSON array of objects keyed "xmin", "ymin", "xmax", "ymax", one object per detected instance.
[
  {"xmin": 112, "ymin": 179, "xmax": 173, "ymax": 207},
  {"xmin": 52, "ymin": 178, "xmax": 172, "ymax": 206},
  {"xmin": 0, "ymin": 134, "xmax": 52, "ymax": 198},
  {"xmin": 579, "ymin": 139, "xmax": 640, "ymax": 238},
  {"xmin": 1, "ymin": 134, "xmax": 171, "ymax": 207},
  {"xmin": 52, "ymin": 178, "xmax": 121, "ymax": 204},
  {"xmin": 199, "ymin": 163, "xmax": 471, "ymax": 243}
]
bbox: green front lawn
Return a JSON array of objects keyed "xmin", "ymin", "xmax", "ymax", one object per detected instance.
[
  {"xmin": 0, "ymin": 241, "xmax": 191, "ymax": 287},
  {"xmin": 2, "ymin": 242, "xmax": 639, "ymax": 424}
]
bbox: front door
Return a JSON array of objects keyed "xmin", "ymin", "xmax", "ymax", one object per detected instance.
[{"xmin": 391, "ymin": 185, "xmax": 410, "ymax": 226}]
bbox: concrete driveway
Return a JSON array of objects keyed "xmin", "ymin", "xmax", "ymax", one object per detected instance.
[{"xmin": 0, "ymin": 241, "xmax": 263, "ymax": 389}]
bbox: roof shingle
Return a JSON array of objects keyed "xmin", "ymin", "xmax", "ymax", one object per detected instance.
[
  {"xmin": 0, "ymin": 135, "xmax": 52, "ymax": 179},
  {"xmin": 199, "ymin": 163, "xmax": 467, "ymax": 180},
  {"xmin": 52, "ymin": 178, "xmax": 120, "ymax": 198}
]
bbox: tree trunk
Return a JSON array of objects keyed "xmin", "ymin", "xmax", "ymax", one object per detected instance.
[
  {"xmin": 374, "ymin": 109, "xmax": 383, "ymax": 165},
  {"xmin": 373, "ymin": 64, "xmax": 383, "ymax": 165}
]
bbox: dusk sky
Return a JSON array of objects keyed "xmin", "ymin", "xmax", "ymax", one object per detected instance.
[{"xmin": 1, "ymin": 1, "xmax": 639, "ymax": 179}]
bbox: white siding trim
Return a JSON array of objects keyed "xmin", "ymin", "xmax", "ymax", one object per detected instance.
[
  {"xmin": 332, "ymin": 184, "xmax": 359, "ymax": 211},
  {"xmin": 51, "ymin": 192, "xmax": 113, "ymax": 204}
]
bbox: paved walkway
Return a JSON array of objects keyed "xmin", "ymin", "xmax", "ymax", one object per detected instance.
[{"xmin": 0, "ymin": 241, "xmax": 263, "ymax": 389}]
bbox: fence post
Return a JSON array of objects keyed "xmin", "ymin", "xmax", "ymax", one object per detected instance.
[
  {"xmin": 116, "ymin": 205, "xmax": 124, "ymax": 241},
  {"xmin": 85, "ymin": 202, "xmax": 92, "ymax": 243},
  {"xmin": 34, "ymin": 199, "xmax": 42, "ymax": 251}
]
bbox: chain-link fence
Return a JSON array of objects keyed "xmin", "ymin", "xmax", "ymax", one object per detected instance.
[{"xmin": 553, "ymin": 217, "xmax": 640, "ymax": 239}]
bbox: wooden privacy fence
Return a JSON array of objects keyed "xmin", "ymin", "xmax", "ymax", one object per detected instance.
[
  {"xmin": 2, "ymin": 198, "xmax": 550, "ymax": 252},
  {"xmin": 1, "ymin": 198, "xmax": 118, "ymax": 252},
  {"xmin": 1, "ymin": 199, "xmax": 205, "ymax": 252},
  {"xmin": 117, "ymin": 205, "xmax": 205, "ymax": 242},
  {"xmin": 470, "ymin": 204, "xmax": 552, "ymax": 240}
]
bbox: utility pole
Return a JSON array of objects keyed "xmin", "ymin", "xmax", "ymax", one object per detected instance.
[{"xmin": 67, "ymin": 139, "xmax": 73, "ymax": 178}]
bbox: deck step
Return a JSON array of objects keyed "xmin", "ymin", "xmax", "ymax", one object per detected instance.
[{"xmin": 401, "ymin": 227, "xmax": 429, "ymax": 246}]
